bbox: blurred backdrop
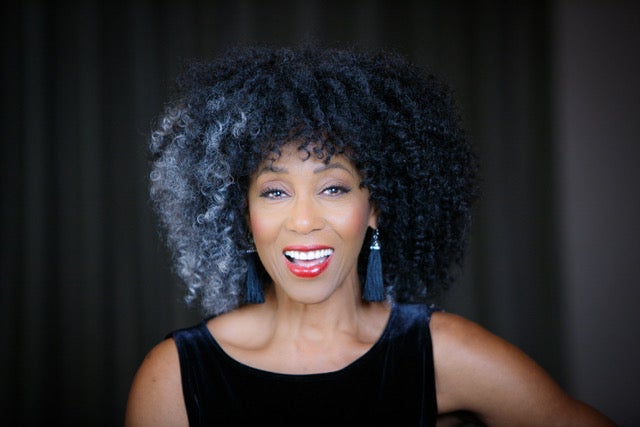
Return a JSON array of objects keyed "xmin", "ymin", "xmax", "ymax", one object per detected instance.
[{"xmin": 1, "ymin": 0, "xmax": 638, "ymax": 425}]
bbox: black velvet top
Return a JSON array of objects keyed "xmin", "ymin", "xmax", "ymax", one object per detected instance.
[{"xmin": 170, "ymin": 303, "xmax": 439, "ymax": 426}]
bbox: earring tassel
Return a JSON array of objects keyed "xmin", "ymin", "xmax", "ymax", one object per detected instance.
[
  {"xmin": 245, "ymin": 254, "xmax": 265, "ymax": 304},
  {"xmin": 363, "ymin": 231, "xmax": 384, "ymax": 301}
]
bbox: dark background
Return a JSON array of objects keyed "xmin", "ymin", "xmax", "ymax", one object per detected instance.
[{"xmin": 1, "ymin": 1, "xmax": 638, "ymax": 425}]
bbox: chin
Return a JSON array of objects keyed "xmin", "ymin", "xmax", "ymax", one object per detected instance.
[{"xmin": 279, "ymin": 285, "xmax": 340, "ymax": 305}]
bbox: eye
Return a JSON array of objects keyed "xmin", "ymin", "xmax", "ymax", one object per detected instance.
[
  {"xmin": 259, "ymin": 187, "xmax": 288, "ymax": 199},
  {"xmin": 322, "ymin": 185, "xmax": 351, "ymax": 196}
]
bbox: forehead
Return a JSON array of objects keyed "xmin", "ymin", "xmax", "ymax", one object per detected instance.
[{"xmin": 256, "ymin": 142, "xmax": 359, "ymax": 175}]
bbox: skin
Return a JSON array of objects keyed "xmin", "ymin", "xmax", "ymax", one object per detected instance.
[{"xmin": 125, "ymin": 144, "xmax": 616, "ymax": 426}]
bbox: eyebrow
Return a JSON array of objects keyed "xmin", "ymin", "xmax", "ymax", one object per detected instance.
[
  {"xmin": 254, "ymin": 162, "xmax": 355, "ymax": 177},
  {"xmin": 313, "ymin": 162, "xmax": 354, "ymax": 176}
]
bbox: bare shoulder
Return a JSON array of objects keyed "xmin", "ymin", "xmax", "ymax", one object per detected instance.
[
  {"xmin": 430, "ymin": 311, "xmax": 615, "ymax": 426},
  {"xmin": 124, "ymin": 338, "xmax": 188, "ymax": 427},
  {"xmin": 207, "ymin": 303, "xmax": 273, "ymax": 349}
]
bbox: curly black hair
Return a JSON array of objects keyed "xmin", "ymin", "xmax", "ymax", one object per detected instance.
[{"xmin": 149, "ymin": 43, "xmax": 479, "ymax": 317}]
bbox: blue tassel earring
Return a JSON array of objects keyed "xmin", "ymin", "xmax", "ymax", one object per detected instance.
[
  {"xmin": 363, "ymin": 228, "xmax": 384, "ymax": 301},
  {"xmin": 244, "ymin": 238, "xmax": 265, "ymax": 304}
]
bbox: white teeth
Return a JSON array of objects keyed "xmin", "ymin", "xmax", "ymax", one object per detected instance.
[{"xmin": 284, "ymin": 249, "xmax": 333, "ymax": 261}]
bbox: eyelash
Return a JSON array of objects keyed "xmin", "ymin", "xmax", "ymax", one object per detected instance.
[
  {"xmin": 258, "ymin": 185, "xmax": 352, "ymax": 199},
  {"xmin": 322, "ymin": 185, "xmax": 351, "ymax": 196},
  {"xmin": 259, "ymin": 187, "xmax": 287, "ymax": 199}
]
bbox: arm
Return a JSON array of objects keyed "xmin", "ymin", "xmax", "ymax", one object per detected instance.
[
  {"xmin": 124, "ymin": 338, "xmax": 189, "ymax": 427},
  {"xmin": 431, "ymin": 312, "xmax": 616, "ymax": 427}
]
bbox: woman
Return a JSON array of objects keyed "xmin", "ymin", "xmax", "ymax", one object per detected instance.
[{"xmin": 125, "ymin": 45, "xmax": 615, "ymax": 426}]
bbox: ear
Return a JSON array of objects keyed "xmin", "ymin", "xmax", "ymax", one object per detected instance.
[
  {"xmin": 368, "ymin": 204, "xmax": 379, "ymax": 230},
  {"xmin": 245, "ymin": 211, "xmax": 252, "ymax": 234}
]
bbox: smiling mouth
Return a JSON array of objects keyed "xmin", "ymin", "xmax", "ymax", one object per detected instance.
[
  {"xmin": 283, "ymin": 248, "xmax": 334, "ymax": 278},
  {"xmin": 284, "ymin": 248, "xmax": 333, "ymax": 264}
]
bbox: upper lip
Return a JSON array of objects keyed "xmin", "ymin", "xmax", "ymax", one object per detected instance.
[{"xmin": 283, "ymin": 245, "xmax": 333, "ymax": 252}]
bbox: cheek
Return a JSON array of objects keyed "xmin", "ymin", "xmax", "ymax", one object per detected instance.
[
  {"xmin": 248, "ymin": 205, "xmax": 278, "ymax": 241},
  {"xmin": 334, "ymin": 204, "xmax": 373, "ymax": 239},
  {"xmin": 250, "ymin": 221, "xmax": 270, "ymax": 243}
]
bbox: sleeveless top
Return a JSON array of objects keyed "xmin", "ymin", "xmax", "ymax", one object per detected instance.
[{"xmin": 170, "ymin": 303, "xmax": 439, "ymax": 426}]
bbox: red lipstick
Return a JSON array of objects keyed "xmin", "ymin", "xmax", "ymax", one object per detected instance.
[{"xmin": 283, "ymin": 245, "xmax": 334, "ymax": 278}]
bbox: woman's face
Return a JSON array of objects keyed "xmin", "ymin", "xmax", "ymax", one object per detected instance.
[{"xmin": 248, "ymin": 144, "xmax": 377, "ymax": 304}]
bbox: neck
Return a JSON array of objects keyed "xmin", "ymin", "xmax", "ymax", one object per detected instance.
[{"xmin": 264, "ymin": 286, "xmax": 363, "ymax": 342}]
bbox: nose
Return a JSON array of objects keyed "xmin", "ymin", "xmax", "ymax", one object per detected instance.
[{"xmin": 285, "ymin": 194, "xmax": 324, "ymax": 234}]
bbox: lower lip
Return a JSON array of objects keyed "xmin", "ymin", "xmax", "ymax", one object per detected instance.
[{"xmin": 284, "ymin": 254, "xmax": 333, "ymax": 278}]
